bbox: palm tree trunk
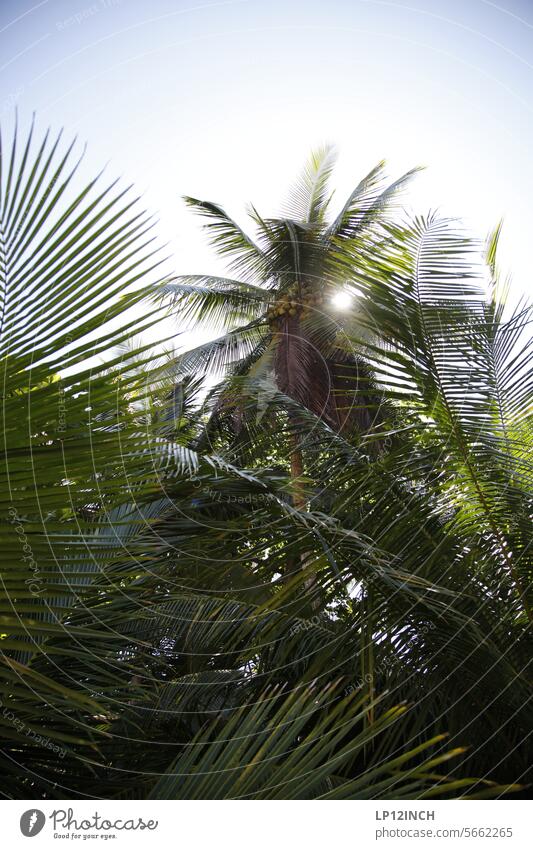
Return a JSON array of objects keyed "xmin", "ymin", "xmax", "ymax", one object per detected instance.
[
  {"xmin": 287, "ymin": 419, "xmax": 319, "ymax": 610},
  {"xmin": 289, "ymin": 430, "xmax": 306, "ymax": 511}
]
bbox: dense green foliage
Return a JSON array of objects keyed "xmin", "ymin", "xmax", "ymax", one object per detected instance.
[{"xmin": 1, "ymin": 126, "xmax": 531, "ymax": 799}]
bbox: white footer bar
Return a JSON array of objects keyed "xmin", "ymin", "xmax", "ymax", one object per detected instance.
[{"xmin": 3, "ymin": 799, "xmax": 530, "ymax": 848}]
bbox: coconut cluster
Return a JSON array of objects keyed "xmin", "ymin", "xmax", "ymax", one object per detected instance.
[{"xmin": 266, "ymin": 285, "xmax": 325, "ymax": 330}]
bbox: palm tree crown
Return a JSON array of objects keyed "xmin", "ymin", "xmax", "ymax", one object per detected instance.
[{"xmin": 161, "ymin": 146, "xmax": 419, "ymax": 435}]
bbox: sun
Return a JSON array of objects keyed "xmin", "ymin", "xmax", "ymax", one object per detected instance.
[{"xmin": 331, "ymin": 290, "xmax": 353, "ymax": 310}]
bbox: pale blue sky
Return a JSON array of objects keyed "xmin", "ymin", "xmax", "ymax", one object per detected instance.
[{"xmin": 1, "ymin": 0, "xmax": 532, "ymax": 302}]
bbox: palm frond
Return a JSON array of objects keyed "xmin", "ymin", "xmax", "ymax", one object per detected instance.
[
  {"xmin": 282, "ymin": 144, "xmax": 337, "ymax": 224},
  {"xmin": 327, "ymin": 164, "xmax": 421, "ymax": 241},
  {"xmin": 183, "ymin": 196, "xmax": 266, "ymax": 282},
  {"xmin": 158, "ymin": 274, "xmax": 271, "ymax": 330}
]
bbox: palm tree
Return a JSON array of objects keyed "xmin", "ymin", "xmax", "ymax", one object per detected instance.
[
  {"xmin": 1, "ymin": 121, "xmax": 528, "ymax": 799},
  {"xmin": 159, "ymin": 147, "xmax": 419, "ymax": 510},
  {"xmin": 0, "ymin": 115, "xmax": 176, "ymax": 794},
  {"xmin": 158, "ymin": 184, "xmax": 533, "ymax": 789}
]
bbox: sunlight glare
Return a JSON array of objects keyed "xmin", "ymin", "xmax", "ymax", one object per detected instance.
[{"xmin": 331, "ymin": 290, "xmax": 353, "ymax": 310}]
